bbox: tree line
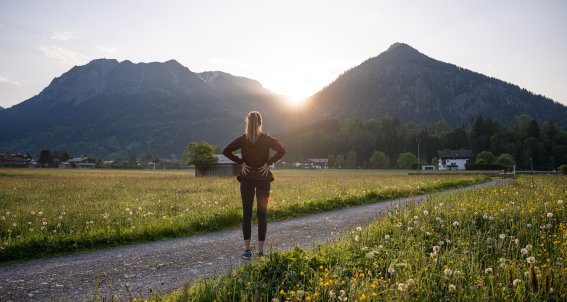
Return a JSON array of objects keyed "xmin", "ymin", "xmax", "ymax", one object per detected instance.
[{"xmin": 278, "ymin": 114, "xmax": 567, "ymax": 170}]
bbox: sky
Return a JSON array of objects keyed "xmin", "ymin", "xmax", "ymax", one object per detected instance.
[{"xmin": 1, "ymin": 0, "xmax": 566, "ymax": 108}]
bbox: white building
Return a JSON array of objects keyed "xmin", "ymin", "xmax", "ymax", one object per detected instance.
[{"xmin": 437, "ymin": 149, "xmax": 474, "ymax": 170}]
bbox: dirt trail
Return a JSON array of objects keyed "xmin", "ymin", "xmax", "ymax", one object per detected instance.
[{"xmin": 0, "ymin": 179, "xmax": 509, "ymax": 301}]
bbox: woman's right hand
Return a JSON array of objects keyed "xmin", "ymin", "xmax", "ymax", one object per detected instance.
[{"xmin": 241, "ymin": 162, "xmax": 251, "ymax": 175}]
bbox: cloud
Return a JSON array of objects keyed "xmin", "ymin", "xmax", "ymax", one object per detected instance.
[
  {"xmin": 39, "ymin": 44, "xmax": 88, "ymax": 65},
  {"xmin": 0, "ymin": 75, "xmax": 22, "ymax": 86},
  {"xmin": 50, "ymin": 31, "xmax": 74, "ymax": 41},
  {"xmin": 95, "ymin": 44, "xmax": 119, "ymax": 53}
]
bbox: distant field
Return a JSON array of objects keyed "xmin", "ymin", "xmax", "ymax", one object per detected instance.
[{"xmin": 0, "ymin": 169, "xmax": 488, "ymax": 262}]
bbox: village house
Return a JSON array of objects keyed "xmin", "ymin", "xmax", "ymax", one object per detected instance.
[
  {"xmin": 195, "ymin": 154, "xmax": 239, "ymax": 177},
  {"xmin": 0, "ymin": 153, "xmax": 33, "ymax": 167},
  {"xmin": 437, "ymin": 149, "xmax": 474, "ymax": 170},
  {"xmin": 59, "ymin": 157, "xmax": 97, "ymax": 169},
  {"xmin": 295, "ymin": 158, "xmax": 329, "ymax": 169}
]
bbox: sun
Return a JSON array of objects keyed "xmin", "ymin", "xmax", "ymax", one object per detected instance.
[{"xmin": 286, "ymin": 95, "xmax": 307, "ymax": 107}]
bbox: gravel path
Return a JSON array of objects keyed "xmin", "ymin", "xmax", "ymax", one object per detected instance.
[{"xmin": 0, "ymin": 179, "xmax": 509, "ymax": 301}]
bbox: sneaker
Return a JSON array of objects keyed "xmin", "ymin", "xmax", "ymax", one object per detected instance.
[
  {"xmin": 241, "ymin": 250, "xmax": 252, "ymax": 260},
  {"xmin": 257, "ymin": 251, "xmax": 265, "ymax": 257}
]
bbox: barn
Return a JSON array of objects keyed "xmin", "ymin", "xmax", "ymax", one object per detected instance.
[{"xmin": 195, "ymin": 154, "xmax": 239, "ymax": 177}]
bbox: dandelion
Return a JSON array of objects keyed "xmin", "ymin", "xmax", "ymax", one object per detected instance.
[
  {"xmin": 483, "ymin": 214, "xmax": 489, "ymax": 219},
  {"xmin": 396, "ymin": 222, "xmax": 403, "ymax": 227},
  {"xmin": 444, "ymin": 268, "xmax": 453, "ymax": 276},
  {"xmin": 433, "ymin": 245, "xmax": 441, "ymax": 253},
  {"xmin": 499, "ymin": 234, "xmax": 506, "ymax": 240},
  {"xmin": 423, "ymin": 210, "xmax": 429, "ymax": 215},
  {"xmin": 397, "ymin": 283, "xmax": 407, "ymax": 292},
  {"xmin": 413, "ymin": 216, "xmax": 418, "ymax": 220},
  {"xmin": 452, "ymin": 221, "xmax": 460, "ymax": 227},
  {"xmin": 527, "ymin": 257, "xmax": 536, "ymax": 264},
  {"xmin": 297, "ymin": 290, "xmax": 305, "ymax": 297},
  {"xmin": 513, "ymin": 279, "xmax": 521, "ymax": 286},
  {"xmin": 388, "ymin": 265, "xmax": 396, "ymax": 273},
  {"xmin": 547, "ymin": 213, "xmax": 553, "ymax": 218},
  {"xmin": 365, "ymin": 252, "xmax": 375, "ymax": 259},
  {"xmin": 526, "ymin": 244, "xmax": 533, "ymax": 251},
  {"xmin": 521, "ymin": 248, "xmax": 528, "ymax": 255},
  {"xmin": 354, "ymin": 235, "xmax": 359, "ymax": 241},
  {"xmin": 42, "ymin": 221, "xmax": 47, "ymax": 226},
  {"xmin": 527, "ymin": 223, "xmax": 532, "ymax": 228},
  {"xmin": 485, "ymin": 267, "xmax": 494, "ymax": 274},
  {"xmin": 329, "ymin": 290, "xmax": 336, "ymax": 299},
  {"xmin": 12, "ymin": 223, "xmax": 17, "ymax": 227},
  {"xmin": 38, "ymin": 211, "xmax": 43, "ymax": 216},
  {"xmin": 407, "ymin": 278, "xmax": 415, "ymax": 286},
  {"xmin": 356, "ymin": 226, "xmax": 362, "ymax": 231},
  {"xmin": 558, "ymin": 199, "xmax": 563, "ymax": 205},
  {"xmin": 129, "ymin": 211, "xmax": 133, "ymax": 215},
  {"xmin": 448, "ymin": 284, "xmax": 456, "ymax": 292},
  {"xmin": 384, "ymin": 234, "xmax": 390, "ymax": 240}
]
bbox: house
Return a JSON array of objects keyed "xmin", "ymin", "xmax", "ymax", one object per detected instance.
[
  {"xmin": 295, "ymin": 158, "xmax": 329, "ymax": 169},
  {"xmin": 437, "ymin": 149, "xmax": 474, "ymax": 170},
  {"xmin": 0, "ymin": 153, "xmax": 32, "ymax": 167},
  {"xmin": 59, "ymin": 157, "xmax": 96, "ymax": 169},
  {"xmin": 195, "ymin": 154, "xmax": 239, "ymax": 177},
  {"xmin": 421, "ymin": 165, "xmax": 436, "ymax": 170}
]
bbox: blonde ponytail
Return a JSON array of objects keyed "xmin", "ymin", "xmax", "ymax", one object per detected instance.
[{"xmin": 245, "ymin": 111, "xmax": 262, "ymax": 144}]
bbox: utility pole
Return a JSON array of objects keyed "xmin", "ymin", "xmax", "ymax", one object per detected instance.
[
  {"xmin": 530, "ymin": 157, "xmax": 535, "ymax": 187},
  {"xmin": 417, "ymin": 138, "xmax": 421, "ymax": 173}
]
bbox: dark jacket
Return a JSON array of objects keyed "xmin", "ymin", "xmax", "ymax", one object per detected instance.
[{"xmin": 222, "ymin": 133, "xmax": 286, "ymax": 182}]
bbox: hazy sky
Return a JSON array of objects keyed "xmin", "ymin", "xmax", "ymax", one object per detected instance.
[{"xmin": 1, "ymin": 0, "xmax": 566, "ymax": 108}]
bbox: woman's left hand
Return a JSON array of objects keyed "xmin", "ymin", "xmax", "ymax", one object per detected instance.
[{"xmin": 258, "ymin": 163, "xmax": 270, "ymax": 176}]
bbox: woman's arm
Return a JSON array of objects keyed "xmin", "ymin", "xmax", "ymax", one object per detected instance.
[
  {"xmin": 222, "ymin": 136, "xmax": 244, "ymax": 164},
  {"xmin": 266, "ymin": 137, "xmax": 286, "ymax": 165}
]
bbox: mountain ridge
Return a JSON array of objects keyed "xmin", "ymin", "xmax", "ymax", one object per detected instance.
[
  {"xmin": 1, "ymin": 43, "xmax": 566, "ymax": 158},
  {"xmin": 307, "ymin": 42, "xmax": 567, "ymax": 128}
]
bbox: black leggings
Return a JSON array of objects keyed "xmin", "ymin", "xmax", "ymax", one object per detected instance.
[{"xmin": 240, "ymin": 180, "xmax": 271, "ymax": 241}]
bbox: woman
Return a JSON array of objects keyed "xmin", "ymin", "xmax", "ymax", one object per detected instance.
[{"xmin": 223, "ymin": 111, "xmax": 286, "ymax": 260}]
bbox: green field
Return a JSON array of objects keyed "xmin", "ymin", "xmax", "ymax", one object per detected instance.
[
  {"xmin": 180, "ymin": 176, "xmax": 566, "ymax": 302},
  {"xmin": 0, "ymin": 169, "xmax": 488, "ymax": 262}
]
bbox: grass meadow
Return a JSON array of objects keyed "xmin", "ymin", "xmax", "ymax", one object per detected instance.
[
  {"xmin": 0, "ymin": 169, "xmax": 487, "ymax": 262},
  {"xmin": 175, "ymin": 175, "xmax": 566, "ymax": 302}
]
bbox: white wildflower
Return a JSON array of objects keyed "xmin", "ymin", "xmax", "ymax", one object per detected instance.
[
  {"xmin": 453, "ymin": 221, "xmax": 460, "ymax": 227},
  {"xmin": 527, "ymin": 257, "xmax": 536, "ymax": 264},
  {"xmin": 448, "ymin": 284, "xmax": 456, "ymax": 292},
  {"xmin": 444, "ymin": 268, "xmax": 453, "ymax": 276},
  {"xmin": 499, "ymin": 234, "xmax": 506, "ymax": 240},
  {"xmin": 547, "ymin": 212, "xmax": 553, "ymax": 218},
  {"xmin": 513, "ymin": 279, "xmax": 521, "ymax": 286}
]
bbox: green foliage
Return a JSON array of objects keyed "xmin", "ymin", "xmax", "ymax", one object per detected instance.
[
  {"xmin": 476, "ymin": 151, "xmax": 496, "ymax": 164},
  {"xmin": 345, "ymin": 151, "xmax": 357, "ymax": 169},
  {"xmin": 181, "ymin": 141, "xmax": 218, "ymax": 173},
  {"xmin": 281, "ymin": 114, "xmax": 567, "ymax": 170},
  {"xmin": 397, "ymin": 152, "xmax": 417, "ymax": 169},
  {"xmin": 559, "ymin": 164, "xmax": 567, "ymax": 175},
  {"xmin": 369, "ymin": 151, "xmax": 390, "ymax": 169},
  {"xmin": 495, "ymin": 153, "xmax": 515, "ymax": 171}
]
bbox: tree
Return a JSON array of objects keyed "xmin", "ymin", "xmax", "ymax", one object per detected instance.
[
  {"xmin": 59, "ymin": 151, "xmax": 71, "ymax": 162},
  {"xmin": 127, "ymin": 149, "xmax": 137, "ymax": 166},
  {"xmin": 182, "ymin": 141, "xmax": 218, "ymax": 173},
  {"xmin": 397, "ymin": 152, "xmax": 417, "ymax": 169},
  {"xmin": 335, "ymin": 154, "xmax": 345, "ymax": 169},
  {"xmin": 369, "ymin": 151, "xmax": 390, "ymax": 169},
  {"xmin": 38, "ymin": 150, "xmax": 54, "ymax": 167},
  {"xmin": 345, "ymin": 150, "xmax": 357, "ymax": 169},
  {"xmin": 476, "ymin": 151, "xmax": 495, "ymax": 164},
  {"xmin": 327, "ymin": 154, "xmax": 336, "ymax": 168},
  {"xmin": 495, "ymin": 153, "xmax": 515, "ymax": 171}
]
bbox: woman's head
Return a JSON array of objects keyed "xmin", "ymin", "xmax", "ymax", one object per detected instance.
[{"xmin": 245, "ymin": 111, "xmax": 262, "ymax": 144}]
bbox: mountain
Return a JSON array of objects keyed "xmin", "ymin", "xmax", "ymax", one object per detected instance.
[
  {"xmin": 0, "ymin": 59, "xmax": 289, "ymax": 158},
  {"xmin": 306, "ymin": 43, "xmax": 567, "ymax": 128},
  {"xmin": 0, "ymin": 106, "xmax": 4, "ymax": 110}
]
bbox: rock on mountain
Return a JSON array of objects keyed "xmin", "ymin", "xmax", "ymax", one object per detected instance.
[
  {"xmin": 306, "ymin": 43, "xmax": 567, "ymax": 128},
  {"xmin": 0, "ymin": 59, "xmax": 288, "ymax": 158}
]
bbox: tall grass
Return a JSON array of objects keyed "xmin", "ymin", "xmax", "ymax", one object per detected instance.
[
  {"xmin": 0, "ymin": 169, "xmax": 488, "ymax": 262},
  {"xmin": 181, "ymin": 176, "xmax": 566, "ymax": 301}
]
